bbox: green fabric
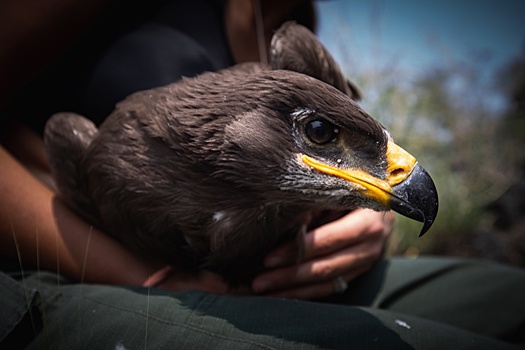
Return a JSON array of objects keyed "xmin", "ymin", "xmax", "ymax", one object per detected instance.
[
  {"xmin": 324, "ymin": 257, "xmax": 525, "ymax": 345},
  {"xmin": 2, "ymin": 257, "xmax": 524, "ymax": 349},
  {"xmin": 0, "ymin": 271, "xmax": 42, "ymax": 349}
]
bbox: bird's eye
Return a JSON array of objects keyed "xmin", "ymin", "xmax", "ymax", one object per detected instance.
[{"xmin": 304, "ymin": 119, "xmax": 339, "ymax": 145}]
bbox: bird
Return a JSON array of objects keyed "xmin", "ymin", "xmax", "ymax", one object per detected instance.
[{"xmin": 44, "ymin": 21, "xmax": 438, "ymax": 284}]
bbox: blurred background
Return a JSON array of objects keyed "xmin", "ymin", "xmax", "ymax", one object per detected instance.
[{"xmin": 314, "ymin": 0, "xmax": 525, "ymax": 266}]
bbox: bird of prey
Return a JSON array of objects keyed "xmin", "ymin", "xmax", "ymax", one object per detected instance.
[{"xmin": 44, "ymin": 22, "xmax": 438, "ymax": 284}]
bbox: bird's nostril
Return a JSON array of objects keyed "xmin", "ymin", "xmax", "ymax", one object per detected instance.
[
  {"xmin": 391, "ymin": 168, "xmax": 407, "ymax": 177},
  {"xmin": 386, "ymin": 141, "xmax": 417, "ymax": 186},
  {"xmin": 387, "ymin": 164, "xmax": 415, "ymax": 187}
]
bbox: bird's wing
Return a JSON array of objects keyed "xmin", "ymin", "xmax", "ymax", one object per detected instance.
[{"xmin": 43, "ymin": 112, "xmax": 102, "ymax": 226}]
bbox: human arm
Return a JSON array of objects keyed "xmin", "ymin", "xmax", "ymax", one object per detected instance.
[
  {"xmin": 0, "ymin": 140, "xmax": 159, "ymax": 285},
  {"xmin": 224, "ymin": 0, "xmax": 315, "ymax": 63},
  {"xmin": 0, "ymin": 129, "xmax": 234, "ymax": 293},
  {"xmin": 252, "ymin": 208, "xmax": 394, "ymax": 299},
  {"xmin": 0, "ymin": 0, "xmax": 240, "ymax": 293}
]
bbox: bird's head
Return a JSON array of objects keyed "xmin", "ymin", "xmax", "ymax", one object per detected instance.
[{"xmin": 195, "ymin": 69, "xmax": 438, "ymax": 235}]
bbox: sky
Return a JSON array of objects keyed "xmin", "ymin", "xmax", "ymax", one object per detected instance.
[{"xmin": 315, "ymin": 0, "xmax": 525, "ymax": 80}]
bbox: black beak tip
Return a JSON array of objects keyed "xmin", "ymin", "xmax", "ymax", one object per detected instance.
[
  {"xmin": 419, "ymin": 208, "xmax": 437, "ymax": 237},
  {"xmin": 390, "ymin": 163, "xmax": 439, "ymax": 237}
]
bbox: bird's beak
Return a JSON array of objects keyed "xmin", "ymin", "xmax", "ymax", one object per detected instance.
[{"xmin": 301, "ymin": 141, "xmax": 438, "ymax": 236}]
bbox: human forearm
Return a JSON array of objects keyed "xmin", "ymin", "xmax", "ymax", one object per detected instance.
[
  {"xmin": 225, "ymin": 0, "xmax": 314, "ymax": 63},
  {"xmin": 0, "ymin": 145, "xmax": 159, "ymax": 285}
]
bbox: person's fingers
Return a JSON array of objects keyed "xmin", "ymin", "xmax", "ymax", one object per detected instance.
[
  {"xmin": 158, "ymin": 210, "xmax": 394, "ymax": 298},
  {"xmin": 264, "ymin": 209, "xmax": 393, "ymax": 269},
  {"xmin": 253, "ymin": 235, "xmax": 383, "ymax": 294},
  {"xmin": 263, "ymin": 264, "xmax": 371, "ymax": 300},
  {"xmin": 302, "ymin": 209, "xmax": 392, "ymax": 260}
]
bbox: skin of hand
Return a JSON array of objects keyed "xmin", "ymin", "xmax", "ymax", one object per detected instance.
[{"xmin": 252, "ymin": 208, "xmax": 395, "ymax": 299}]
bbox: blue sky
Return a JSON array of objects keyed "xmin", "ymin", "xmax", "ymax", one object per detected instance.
[{"xmin": 315, "ymin": 0, "xmax": 525, "ymax": 79}]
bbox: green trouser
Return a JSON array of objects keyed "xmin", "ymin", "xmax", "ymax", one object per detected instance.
[{"xmin": 2, "ymin": 257, "xmax": 524, "ymax": 349}]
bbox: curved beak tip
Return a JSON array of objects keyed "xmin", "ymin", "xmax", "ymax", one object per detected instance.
[
  {"xmin": 390, "ymin": 163, "xmax": 439, "ymax": 237},
  {"xmin": 419, "ymin": 206, "xmax": 438, "ymax": 237}
]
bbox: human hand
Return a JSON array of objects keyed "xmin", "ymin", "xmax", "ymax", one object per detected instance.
[
  {"xmin": 146, "ymin": 265, "xmax": 251, "ymax": 295},
  {"xmin": 251, "ymin": 208, "xmax": 394, "ymax": 299}
]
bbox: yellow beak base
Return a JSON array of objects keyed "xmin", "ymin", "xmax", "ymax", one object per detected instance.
[{"xmin": 300, "ymin": 141, "xmax": 417, "ymax": 206}]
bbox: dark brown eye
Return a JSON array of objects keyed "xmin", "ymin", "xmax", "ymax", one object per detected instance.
[{"xmin": 305, "ymin": 119, "xmax": 339, "ymax": 145}]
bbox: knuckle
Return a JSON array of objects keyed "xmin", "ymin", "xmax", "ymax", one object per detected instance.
[
  {"xmin": 368, "ymin": 244, "xmax": 384, "ymax": 260},
  {"xmin": 308, "ymin": 231, "xmax": 337, "ymax": 257},
  {"xmin": 317, "ymin": 234, "xmax": 337, "ymax": 253},
  {"xmin": 311, "ymin": 261, "xmax": 335, "ymax": 279},
  {"xmin": 368, "ymin": 219, "xmax": 390, "ymax": 239}
]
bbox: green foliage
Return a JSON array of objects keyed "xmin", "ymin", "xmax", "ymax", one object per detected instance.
[{"xmin": 351, "ymin": 57, "xmax": 524, "ymax": 256}]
